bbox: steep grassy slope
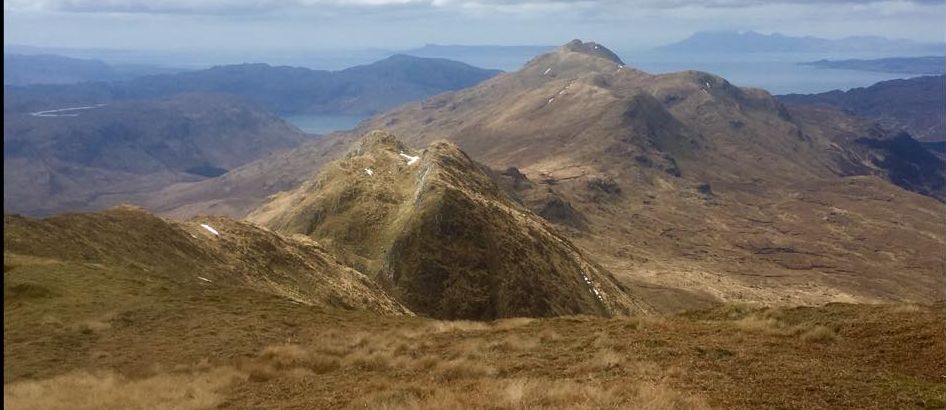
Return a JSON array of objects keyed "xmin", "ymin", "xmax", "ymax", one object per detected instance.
[{"xmin": 249, "ymin": 131, "xmax": 642, "ymax": 319}]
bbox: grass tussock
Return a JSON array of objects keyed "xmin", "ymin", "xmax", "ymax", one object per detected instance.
[
  {"xmin": 434, "ymin": 358, "xmax": 497, "ymax": 381},
  {"xmin": 244, "ymin": 344, "xmax": 340, "ymax": 381},
  {"xmin": 890, "ymin": 304, "xmax": 923, "ymax": 314},
  {"xmin": 732, "ymin": 313, "xmax": 839, "ymax": 342},
  {"xmin": 489, "ymin": 334, "xmax": 539, "ymax": 352},
  {"xmin": 492, "ymin": 317, "xmax": 536, "ymax": 330},
  {"xmin": 428, "ymin": 320, "xmax": 491, "ymax": 333},
  {"xmin": 349, "ymin": 378, "xmax": 708, "ymax": 410},
  {"xmin": 580, "ymin": 349, "xmax": 624, "ymax": 372},
  {"xmin": 3, "ymin": 368, "xmax": 244, "ymax": 410},
  {"xmin": 800, "ymin": 325, "xmax": 838, "ymax": 343}
]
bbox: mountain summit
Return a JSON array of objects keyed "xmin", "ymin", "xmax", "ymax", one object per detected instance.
[{"xmin": 561, "ymin": 39, "xmax": 624, "ymax": 65}]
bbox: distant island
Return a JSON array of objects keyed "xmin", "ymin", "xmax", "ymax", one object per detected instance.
[
  {"xmin": 802, "ymin": 56, "xmax": 945, "ymax": 75},
  {"xmin": 655, "ymin": 30, "xmax": 944, "ymax": 54}
]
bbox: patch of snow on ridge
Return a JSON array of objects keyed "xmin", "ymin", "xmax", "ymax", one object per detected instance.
[
  {"xmin": 580, "ymin": 271, "xmax": 603, "ymax": 302},
  {"xmin": 200, "ymin": 224, "xmax": 220, "ymax": 236},
  {"xmin": 543, "ymin": 67, "xmax": 551, "ymax": 75},
  {"xmin": 30, "ymin": 105, "xmax": 106, "ymax": 117},
  {"xmin": 399, "ymin": 152, "xmax": 420, "ymax": 165},
  {"xmin": 365, "ymin": 168, "xmax": 374, "ymax": 176},
  {"xmin": 198, "ymin": 276, "xmax": 213, "ymax": 283}
]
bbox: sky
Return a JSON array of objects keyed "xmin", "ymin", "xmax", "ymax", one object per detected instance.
[{"xmin": 3, "ymin": 0, "xmax": 945, "ymax": 52}]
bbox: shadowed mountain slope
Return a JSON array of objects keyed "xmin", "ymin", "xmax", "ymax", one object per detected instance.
[
  {"xmin": 779, "ymin": 75, "xmax": 945, "ymax": 142},
  {"xmin": 249, "ymin": 131, "xmax": 644, "ymax": 319}
]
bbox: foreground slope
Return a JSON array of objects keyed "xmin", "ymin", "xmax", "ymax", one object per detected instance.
[
  {"xmin": 249, "ymin": 131, "xmax": 642, "ymax": 319},
  {"xmin": 7, "ymin": 209, "xmax": 940, "ymax": 409}
]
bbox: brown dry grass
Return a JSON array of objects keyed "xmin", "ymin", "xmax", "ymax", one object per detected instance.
[
  {"xmin": 4, "ymin": 252, "xmax": 942, "ymax": 410},
  {"xmin": 730, "ymin": 310, "xmax": 839, "ymax": 343},
  {"xmin": 3, "ymin": 368, "xmax": 244, "ymax": 410},
  {"xmin": 348, "ymin": 377, "xmax": 706, "ymax": 410}
]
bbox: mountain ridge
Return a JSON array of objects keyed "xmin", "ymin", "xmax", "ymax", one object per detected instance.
[
  {"xmin": 4, "ymin": 54, "xmax": 501, "ymax": 116},
  {"xmin": 248, "ymin": 130, "xmax": 645, "ymax": 319}
]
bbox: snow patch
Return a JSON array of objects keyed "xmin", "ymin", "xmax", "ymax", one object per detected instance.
[
  {"xmin": 399, "ymin": 152, "xmax": 420, "ymax": 165},
  {"xmin": 543, "ymin": 67, "xmax": 551, "ymax": 75},
  {"xmin": 365, "ymin": 168, "xmax": 374, "ymax": 176},
  {"xmin": 198, "ymin": 276, "xmax": 212, "ymax": 283},
  {"xmin": 705, "ymin": 81, "xmax": 711, "ymax": 88},
  {"xmin": 29, "ymin": 105, "xmax": 106, "ymax": 117},
  {"xmin": 200, "ymin": 224, "xmax": 219, "ymax": 236},
  {"xmin": 580, "ymin": 271, "xmax": 604, "ymax": 302},
  {"xmin": 547, "ymin": 97, "xmax": 555, "ymax": 104}
]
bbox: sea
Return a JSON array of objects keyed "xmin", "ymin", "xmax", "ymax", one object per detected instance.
[
  {"xmin": 627, "ymin": 51, "xmax": 927, "ymax": 95},
  {"xmin": 281, "ymin": 114, "xmax": 370, "ymax": 135}
]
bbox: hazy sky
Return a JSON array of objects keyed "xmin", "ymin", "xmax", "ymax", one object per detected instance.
[{"xmin": 4, "ymin": 0, "xmax": 944, "ymax": 51}]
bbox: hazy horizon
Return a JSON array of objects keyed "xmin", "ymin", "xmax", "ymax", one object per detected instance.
[{"xmin": 5, "ymin": 0, "xmax": 944, "ymax": 52}]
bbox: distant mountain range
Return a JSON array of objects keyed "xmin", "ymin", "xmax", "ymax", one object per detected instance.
[
  {"xmin": 779, "ymin": 75, "xmax": 945, "ymax": 142},
  {"xmin": 4, "ymin": 93, "xmax": 307, "ymax": 216},
  {"xmin": 3, "ymin": 53, "xmax": 181, "ymax": 86},
  {"xmin": 403, "ymin": 44, "xmax": 555, "ymax": 71},
  {"xmin": 3, "ymin": 54, "xmax": 502, "ymax": 216},
  {"xmin": 656, "ymin": 31, "xmax": 945, "ymax": 54},
  {"xmin": 4, "ymin": 54, "xmax": 501, "ymax": 116},
  {"xmin": 801, "ymin": 56, "xmax": 945, "ymax": 75}
]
